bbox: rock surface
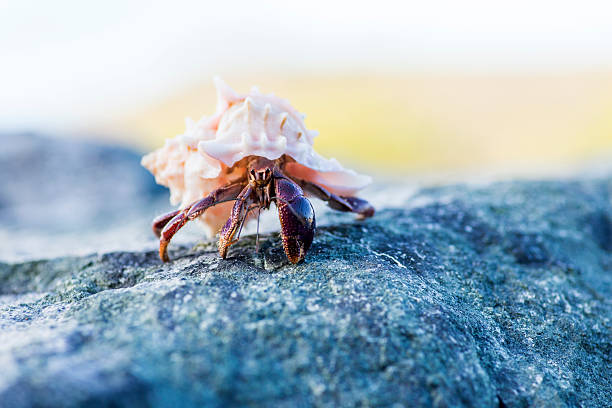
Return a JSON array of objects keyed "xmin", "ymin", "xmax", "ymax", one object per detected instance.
[
  {"xmin": 0, "ymin": 133, "xmax": 168, "ymax": 261},
  {"xmin": 1, "ymin": 151, "xmax": 611, "ymax": 407}
]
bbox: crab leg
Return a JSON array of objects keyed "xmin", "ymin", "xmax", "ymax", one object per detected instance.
[
  {"xmin": 158, "ymin": 182, "xmax": 245, "ymax": 262},
  {"xmin": 274, "ymin": 175, "xmax": 316, "ymax": 264},
  {"xmin": 152, "ymin": 209, "xmax": 181, "ymax": 238},
  {"xmin": 218, "ymin": 185, "xmax": 255, "ymax": 259},
  {"xmin": 289, "ymin": 177, "xmax": 375, "ymax": 219}
]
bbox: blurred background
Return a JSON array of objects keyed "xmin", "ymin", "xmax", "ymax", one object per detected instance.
[
  {"xmin": 1, "ymin": 0, "xmax": 612, "ymax": 260},
  {"xmin": 2, "ymin": 0, "xmax": 612, "ymax": 176}
]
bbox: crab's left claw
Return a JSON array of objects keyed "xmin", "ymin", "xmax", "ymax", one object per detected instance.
[{"xmin": 275, "ymin": 176, "xmax": 316, "ymax": 264}]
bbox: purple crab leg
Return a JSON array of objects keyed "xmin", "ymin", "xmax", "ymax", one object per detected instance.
[
  {"xmin": 274, "ymin": 175, "xmax": 316, "ymax": 264},
  {"xmin": 152, "ymin": 209, "xmax": 181, "ymax": 238},
  {"xmin": 218, "ymin": 185, "xmax": 255, "ymax": 259},
  {"xmin": 289, "ymin": 177, "xmax": 375, "ymax": 219},
  {"xmin": 158, "ymin": 182, "xmax": 245, "ymax": 262}
]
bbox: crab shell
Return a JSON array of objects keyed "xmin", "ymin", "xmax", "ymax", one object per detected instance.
[{"xmin": 142, "ymin": 77, "xmax": 371, "ymax": 236}]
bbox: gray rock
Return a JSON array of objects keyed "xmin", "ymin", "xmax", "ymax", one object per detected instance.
[
  {"xmin": 0, "ymin": 133, "xmax": 169, "ymax": 261},
  {"xmin": 1, "ymin": 173, "xmax": 611, "ymax": 407}
]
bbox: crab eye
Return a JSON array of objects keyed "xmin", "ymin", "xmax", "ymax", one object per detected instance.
[{"xmin": 250, "ymin": 169, "xmax": 255, "ymax": 177}]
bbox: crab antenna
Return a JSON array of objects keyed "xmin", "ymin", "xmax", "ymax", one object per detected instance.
[
  {"xmin": 256, "ymin": 208, "xmax": 261, "ymax": 253},
  {"xmin": 235, "ymin": 204, "xmax": 257, "ymax": 242}
]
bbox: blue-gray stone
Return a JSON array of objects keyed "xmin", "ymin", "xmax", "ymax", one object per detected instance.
[
  {"xmin": 1, "ymin": 178, "xmax": 611, "ymax": 407},
  {"xmin": 0, "ymin": 134, "xmax": 610, "ymax": 407}
]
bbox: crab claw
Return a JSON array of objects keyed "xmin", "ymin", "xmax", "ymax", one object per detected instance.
[{"xmin": 275, "ymin": 177, "xmax": 316, "ymax": 264}]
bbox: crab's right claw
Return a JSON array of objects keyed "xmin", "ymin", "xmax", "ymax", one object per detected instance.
[{"xmin": 275, "ymin": 177, "xmax": 316, "ymax": 264}]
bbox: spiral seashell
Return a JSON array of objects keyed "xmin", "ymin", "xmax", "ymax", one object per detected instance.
[{"xmin": 142, "ymin": 77, "xmax": 371, "ymax": 236}]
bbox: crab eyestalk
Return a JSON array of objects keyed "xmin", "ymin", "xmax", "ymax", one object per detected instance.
[{"xmin": 274, "ymin": 175, "xmax": 316, "ymax": 264}]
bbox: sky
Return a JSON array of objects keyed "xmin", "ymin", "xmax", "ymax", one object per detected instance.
[{"xmin": 1, "ymin": 0, "xmax": 612, "ymax": 132}]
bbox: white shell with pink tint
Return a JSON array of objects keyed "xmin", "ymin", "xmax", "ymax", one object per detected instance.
[{"xmin": 142, "ymin": 77, "xmax": 371, "ymax": 236}]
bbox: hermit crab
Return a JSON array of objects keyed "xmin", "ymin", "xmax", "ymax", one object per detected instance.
[{"xmin": 142, "ymin": 78, "xmax": 374, "ymax": 264}]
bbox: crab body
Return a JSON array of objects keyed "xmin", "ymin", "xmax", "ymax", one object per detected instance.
[{"xmin": 143, "ymin": 78, "xmax": 374, "ymax": 263}]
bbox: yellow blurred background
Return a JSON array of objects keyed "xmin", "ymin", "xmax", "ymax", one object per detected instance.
[
  {"xmin": 2, "ymin": 1, "xmax": 612, "ymax": 177},
  {"xmin": 110, "ymin": 72, "xmax": 612, "ymax": 174}
]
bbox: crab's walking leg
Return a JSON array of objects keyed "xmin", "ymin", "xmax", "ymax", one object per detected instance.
[
  {"xmin": 158, "ymin": 182, "xmax": 245, "ymax": 262},
  {"xmin": 274, "ymin": 176, "xmax": 316, "ymax": 264},
  {"xmin": 218, "ymin": 185, "xmax": 255, "ymax": 259},
  {"xmin": 152, "ymin": 209, "xmax": 181, "ymax": 238},
  {"xmin": 290, "ymin": 178, "xmax": 375, "ymax": 219}
]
